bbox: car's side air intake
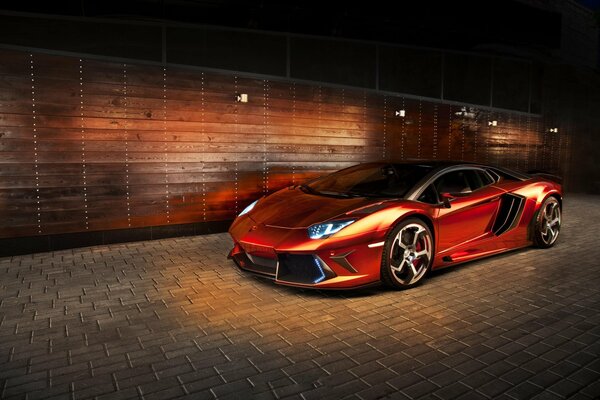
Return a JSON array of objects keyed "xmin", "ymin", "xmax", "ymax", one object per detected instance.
[{"xmin": 492, "ymin": 193, "xmax": 525, "ymax": 236}]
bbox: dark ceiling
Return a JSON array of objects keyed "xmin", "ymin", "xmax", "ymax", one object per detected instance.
[{"xmin": 1, "ymin": 0, "xmax": 562, "ymax": 52}]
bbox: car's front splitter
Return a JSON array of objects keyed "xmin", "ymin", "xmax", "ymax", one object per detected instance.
[{"xmin": 228, "ymin": 235, "xmax": 386, "ymax": 289}]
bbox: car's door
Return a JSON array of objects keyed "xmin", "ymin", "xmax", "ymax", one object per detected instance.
[{"xmin": 433, "ymin": 168, "xmax": 504, "ymax": 256}]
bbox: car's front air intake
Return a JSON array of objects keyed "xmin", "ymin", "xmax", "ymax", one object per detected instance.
[{"xmin": 277, "ymin": 254, "xmax": 336, "ymax": 284}]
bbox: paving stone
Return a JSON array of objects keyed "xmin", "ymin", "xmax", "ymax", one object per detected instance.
[
  {"xmin": 482, "ymin": 360, "xmax": 514, "ymax": 378},
  {"xmin": 355, "ymin": 382, "xmax": 398, "ymax": 400},
  {"xmin": 580, "ymin": 380, "xmax": 600, "ymax": 398},
  {"xmin": 454, "ymin": 390, "xmax": 488, "ymax": 400},
  {"xmin": 429, "ymin": 369, "xmax": 465, "ymax": 387},
  {"xmin": 476, "ymin": 378, "xmax": 513, "ymax": 398},
  {"xmin": 547, "ymin": 379, "xmax": 584, "ymax": 398},
  {"xmin": 528, "ymin": 370, "xmax": 563, "ymax": 388},
  {"xmin": 453, "ymin": 359, "xmax": 486, "ymax": 375},
  {"xmin": 184, "ymin": 374, "xmax": 224, "ymax": 394},
  {"xmin": 357, "ymin": 366, "xmax": 397, "ymax": 386},
  {"xmin": 521, "ymin": 357, "xmax": 556, "ymax": 374},
  {"xmin": 432, "ymin": 381, "xmax": 471, "ymax": 399},
  {"xmin": 568, "ymin": 367, "xmax": 600, "ymax": 386},
  {"xmin": 505, "ymin": 381, "xmax": 544, "ymax": 400},
  {"xmin": 401, "ymin": 380, "xmax": 440, "ymax": 399},
  {"xmin": 499, "ymin": 367, "xmax": 534, "ymax": 386},
  {"xmin": 315, "ymin": 370, "xmax": 355, "ymax": 388},
  {"xmin": 386, "ymin": 371, "xmax": 424, "ymax": 391},
  {"xmin": 0, "ymin": 195, "xmax": 598, "ymax": 399}
]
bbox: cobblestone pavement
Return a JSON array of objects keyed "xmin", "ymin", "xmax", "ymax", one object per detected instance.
[{"xmin": 1, "ymin": 195, "xmax": 600, "ymax": 400}]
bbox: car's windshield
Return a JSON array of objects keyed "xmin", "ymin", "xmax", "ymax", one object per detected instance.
[{"xmin": 304, "ymin": 163, "xmax": 433, "ymax": 198}]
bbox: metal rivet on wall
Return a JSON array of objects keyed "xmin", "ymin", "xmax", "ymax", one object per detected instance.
[
  {"xmin": 473, "ymin": 108, "xmax": 478, "ymax": 162},
  {"xmin": 432, "ymin": 104, "xmax": 438, "ymax": 159},
  {"xmin": 545, "ymin": 124, "xmax": 552, "ymax": 170},
  {"xmin": 418, "ymin": 100, "xmax": 422, "ymax": 159},
  {"xmin": 363, "ymin": 91, "xmax": 367, "ymax": 162},
  {"xmin": 79, "ymin": 59, "xmax": 88, "ymax": 230},
  {"xmin": 525, "ymin": 116, "xmax": 530, "ymax": 171},
  {"xmin": 317, "ymin": 86, "xmax": 322, "ymax": 173},
  {"xmin": 30, "ymin": 54, "xmax": 41, "ymax": 234},
  {"xmin": 495, "ymin": 116, "xmax": 502, "ymax": 166},
  {"xmin": 508, "ymin": 113, "xmax": 514, "ymax": 169},
  {"xmin": 234, "ymin": 76, "xmax": 239, "ymax": 215},
  {"xmin": 460, "ymin": 109, "xmax": 465, "ymax": 161},
  {"xmin": 485, "ymin": 112, "xmax": 491, "ymax": 164},
  {"xmin": 448, "ymin": 105, "xmax": 452, "ymax": 160},
  {"xmin": 262, "ymin": 80, "xmax": 269, "ymax": 194},
  {"xmin": 292, "ymin": 82, "xmax": 296, "ymax": 185},
  {"xmin": 383, "ymin": 96, "xmax": 387, "ymax": 160},
  {"xmin": 342, "ymin": 87, "xmax": 348, "ymax": 163},
  {"xmin": 515, "ymin": 114, "xmax": 521, "ymax": 171},
  {"xmin": 532, "ymin": 118, "xmax": 538, "ymax": 170},
  {"xmin": 401, "ymin": 97, "xmax": 405, "ymax": 160},
  {"xmin": 554, "ymin": 128, "xmax": 569, "ymax": 175},
  {"xmin": 201, "ymin": 72, "xmax": 206, "ymax": 222},
  {"xmin": 123, "ymin": 64, "xmax": 131, "ymax": 227},
  {"xmin": 551, "ymin": 125, "xmax": 558, "ymax": 171},
  {"xmin": 163, "ymin": 67, "xmax": 170, "ymax": 224},
  {"xmin": 542, "ymin": 119, "xmax": 548, "ymax": 170}
]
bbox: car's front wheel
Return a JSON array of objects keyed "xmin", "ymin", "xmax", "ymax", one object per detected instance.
[{"xmin": 380, "ymin": 218, "xmax": 434, "ymax": 290}]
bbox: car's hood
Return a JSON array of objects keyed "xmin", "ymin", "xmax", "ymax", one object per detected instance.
[{"xmin": 248, "ymin": 187, "xmax": 382, "ymax": 228}]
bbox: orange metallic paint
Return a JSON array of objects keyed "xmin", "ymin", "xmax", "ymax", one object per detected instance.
[{"xmin": 228, "ymin": 169, "xmax": 562, "ymax": 289}]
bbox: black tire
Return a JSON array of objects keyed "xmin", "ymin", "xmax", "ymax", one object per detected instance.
[
  {"xmin": 380, "ymin": 218, "xmax": 434, "ymax": 290},
  {"xmin": 532, "ymin": 196, "xmax": 561, "ymax": 248}
]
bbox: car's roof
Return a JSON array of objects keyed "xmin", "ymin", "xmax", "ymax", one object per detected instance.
[
  {"xmin": 355, "ymin": 161, "xmax": 532, "ymax": 199},
  {"xmin": 360, "ymin": 160, "xmax": 479, "ymax": 169},
  {"xmin": 362, "ymin": 160, "xmax": 527, "ymax": 173}
]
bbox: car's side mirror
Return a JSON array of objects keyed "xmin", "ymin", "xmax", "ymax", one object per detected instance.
[{"xmin": 440, "ymin": 192, "xmax": 455, "ymax": 208}]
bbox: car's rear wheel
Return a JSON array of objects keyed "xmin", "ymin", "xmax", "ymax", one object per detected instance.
[
  {"xmin": 381, "ymin": 218, "xmax": 434, "ymax": 289},
  {"xmin": 533, "ymin": 196, "xmax": 561, "ymax": 248}
]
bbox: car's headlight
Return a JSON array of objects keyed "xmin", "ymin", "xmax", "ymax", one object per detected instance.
[
  {"xmin": 308, "ymin": 219, "xmax": 356, "ymax": 239},
  {"xmin": 239, "ymin": 199, "xmax": 258, "ymax": 216}
]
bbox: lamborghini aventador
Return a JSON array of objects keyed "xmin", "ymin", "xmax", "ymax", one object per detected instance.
[{"xmin": 228, "ymin": 161, "xmax": 562, "ymax": 289}]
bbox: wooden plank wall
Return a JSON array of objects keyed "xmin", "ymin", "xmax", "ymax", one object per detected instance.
[{"xmin": 0, "ymin": 49, "xmax": 567, "ymax": 239}]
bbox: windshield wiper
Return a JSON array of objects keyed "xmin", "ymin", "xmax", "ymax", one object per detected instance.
[
  {"xmin": 300, "ymin": 185, "xmax": 358, "ymax": 198},
  {"xmin": 300, "ymin": 184, "xmax": 320, "ymax": 195},
  {"xmin": 346, "ymin": 191, "xmax": 394, "ymax": 198},
  {"xmin": 318, "ymin": 190, "xmax": 355, "ymax": 198},
  {"xmin": 300, "ymin": 184, "xmax": 387, "ymax": 199}
]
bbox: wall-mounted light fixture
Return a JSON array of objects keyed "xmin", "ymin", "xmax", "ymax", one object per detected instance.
[
  {"xmin": 488, "ymin": 120, "xmax": 497, "ymax": 126},
  {"xmin": 235, "ymin": 93, "xmax": 248, "ymax": 103},
  {"xmin": 455, "ymin": 106, "xmax": 477, "ymax": 119},
  {"xmin": 549, "ymin": 127, "xmax": 558, "ymax": 133},
  {"xmin": 395, "ymin": 109, "xmax": 406, "ymax": 117}
]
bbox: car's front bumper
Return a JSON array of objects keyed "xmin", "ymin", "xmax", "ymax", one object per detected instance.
[{"xmin": 228, "ymin": 215, "xmax": 387, "ymax": 289}]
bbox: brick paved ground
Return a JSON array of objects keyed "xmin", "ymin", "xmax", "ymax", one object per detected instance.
[{"xmin": 1, "ymin": 194, "xmax": 600, "ymax": 400}]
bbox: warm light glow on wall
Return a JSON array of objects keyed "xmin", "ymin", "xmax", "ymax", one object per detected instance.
[{"xmin": 0, "ymin": 49, "xmax": 566, "ymax": 240}]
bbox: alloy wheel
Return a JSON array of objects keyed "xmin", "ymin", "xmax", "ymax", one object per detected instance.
[
  {"xmin": 388, "ymin": 223, "xmax": 432, "ymax": 285},
  {"xmin": 540, "ymin": 198, "xmax": 561, "ymax": 246}
]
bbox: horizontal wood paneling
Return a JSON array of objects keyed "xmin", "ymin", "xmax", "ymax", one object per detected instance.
[{"xmin": 0, "ymin": 49, "xmax": 566, "ymax": 239}]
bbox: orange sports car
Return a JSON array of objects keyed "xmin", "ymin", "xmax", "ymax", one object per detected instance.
[{"xmin": 228, "ymin": 161, "xmax": 562, "ymax": 289}]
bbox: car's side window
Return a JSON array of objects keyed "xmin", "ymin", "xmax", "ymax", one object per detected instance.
[
  {"xmin": 486, "ymin": 168, "xmax": 501, "ymax": 182},
  {"xmin": 465, "ymin": 169, "xmax": 496, "ymax": 191},
  {"xmin": 464, "ymin": 169, "xmax": 485, "ymax": 191},
  {"xmin": 478, "ymin": 170, "xmax": 495, "ymax": 186},
  {"xmin": 434, "ymin": 170, "xmax": 472, "ymax": 195},
  {"xmin": 417, "ymin": 184, "xmax": 439, "ymax": 204},
  {"xmin": 434, "ymin": 169, "xmax": 495, "ymax": 196}
]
